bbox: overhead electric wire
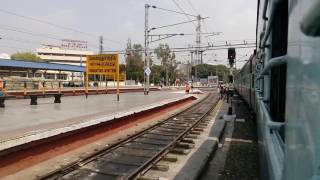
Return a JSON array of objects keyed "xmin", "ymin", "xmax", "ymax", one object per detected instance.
[
  {"xmin": 0, "ymin": 35, "xmax": 101, "ymax": 52},
  {"xmin": 0, "ymin": 45, "xmax": 34, "ymax": 52},
  {"xmin": 169, "ymin": 45, "xmax": 256, "ymax": 53},
  {"xmin": 0, "ymin": 25, "xmax": 60, "ymax": 41},
  {"xmin": 214, "ymin": 39, "xmax": 256, "ymax": 45},
  {"xmin": 169, "ymin": 43, "xmax": 256, "ymax": 51},
  {"xmin": 202, "ymin": 22, "xmax": 223, "ymax": 48},
  {"xmin": 105, "ymin": 45, "xmax": 256, "ymax": 54},
  {"xmin": 171, "ymin": 0, "xmax": 197, "ymax": 26},
  {"xmin": 0, "ymin": 24, "xmax": 102, "ymax": 49},
  {"xmin": 1, "ymin": 36, "xmax": 43, "ymax": 45},
  {"xmin": 151, "ymin": 5, "xmax": 198, "ymax": 18},
  {"xmin": 0, "ymin": 8, "xmax": 124, "ymax": 45},
  {"xmin": 149, "ymin": 32, "xmax": 217, "ymax": 36},
  {"xmin": 182, "ymin": 0, "xmax": 216, "ymax": 49},
  {"xmin": 0, "ymin": 8, "xmax": 96, "ymax": 37},
  {"xmin": 0, "ymin": 25, "xmax": 101, "ymax": 49},
  {"xmin": 185, "ymin": 0, "xmax": 199, "ymax": 14},
  {"xmin": 103, "ymin": 43, "xmax": 256, "ymax": 54},
  {"xmin": 150, "ymin": 19, "xmax": 199, "ymax": 31}
]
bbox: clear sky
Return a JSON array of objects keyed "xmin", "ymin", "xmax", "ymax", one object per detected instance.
[{"xmin": 0, "ymin": 0, "xmax": 257, "ymax": 68}]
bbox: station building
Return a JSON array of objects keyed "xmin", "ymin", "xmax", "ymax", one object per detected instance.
[
  {"xmin": 0, "ymin": 59, "xmax": 85, "ymax": 90},
  {"xmin": 0, "ymin": 43, "xmax": 91, "ymax": 89},
  {"xmin": 36, "ymin": 44, "xmax": 94, "ymax": 66},
  {"xmin": 35, "ymin": 44, "xmax": 95, "ymax": 82},
  {"xmin": 0, "ymin": 42, "xmax": 127, "ymax": 90}
]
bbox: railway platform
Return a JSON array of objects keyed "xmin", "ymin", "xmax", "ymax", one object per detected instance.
[
  {"xmin": 0, "ymin": 90, "xmax": 191, "ymax": 146},
  {"xmin": 139, "ymin": 93, "xmax": 260, "ymax": 180},
  {"xmin": 0, "ymin": 90, "xmax": 260, "ymax": 180},
  {"xmin": 0, "ymin": 90, "xmax": 202, "ymax": 179},
  {"xmin": 3, "ymin": 86, "xmax": 160, "ymax": 99},
  {"xmin": 199, "ymin": 94, "xmax": 260, "ymax": 180}
]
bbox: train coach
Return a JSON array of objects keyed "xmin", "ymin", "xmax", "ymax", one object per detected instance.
[
  {"xmin": 234, "ymin": 0, "xmax": 320, "ymax": 180},
  {"xmin": 234, "ymin": 52, "xmax": 257, "ymax": 112}
]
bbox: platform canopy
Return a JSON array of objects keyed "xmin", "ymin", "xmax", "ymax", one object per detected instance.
[{"xmin": 0, "ymin": 59, "xmax": 85, "ymax": 72}]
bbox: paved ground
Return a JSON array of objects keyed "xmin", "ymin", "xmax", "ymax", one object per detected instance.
[
  {"xmin": 199, "ymin": 94, "xmax": 260, "ymax": 180},
  {"xmin": 0, "ymin": 90, "xmax": 185, "ymax": 139},
  {"xmin": 2, "ymin": 93, "xmax": 202, "ymax": 180}
]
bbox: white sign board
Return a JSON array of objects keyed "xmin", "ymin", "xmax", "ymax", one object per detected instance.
[
  {"xmin": 62, "ymin": 39, "xmax": 87, "ymax": 50},
  {"xmin": 145, "ymin": 67, "xmax": 151, "ymax": 76},
  {"xmin": 208, "ymin": 76, "xmax": 218, "ymax": 87}
]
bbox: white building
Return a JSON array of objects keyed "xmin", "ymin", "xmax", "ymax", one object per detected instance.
[
  {"xmin": 0, "ymin": 53, "xmax": 10, "ymax": 59},
  {"xmin": 36, "ymin": 44, "xmax": 95, "ymax": 82},
  {"xmin": 36, "ymin": 44, "xmax": 94, "ymax": 66}
]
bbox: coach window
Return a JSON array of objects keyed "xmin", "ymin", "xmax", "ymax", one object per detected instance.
[{"xmin": 270, "ymin": 0, "xmax": 288, "ymax": 131}]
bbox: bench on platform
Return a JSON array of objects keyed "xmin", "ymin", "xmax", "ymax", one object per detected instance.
[
  {"xmin": 27, "ymin": 93, "xmax": 62, "ymax": 105},
  {"xmin": 0, "ymin": 95, "xmax": 15, "ymax": 108}
]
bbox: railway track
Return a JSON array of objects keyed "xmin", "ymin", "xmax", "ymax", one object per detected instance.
[{"xmin": 40, "ymin": 93, "xmax": 218, "ymax": 180}]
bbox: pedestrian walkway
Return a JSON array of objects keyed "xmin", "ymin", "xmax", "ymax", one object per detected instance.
[{"xmin": 199, "ymin": 94, "xmax": 260, "ymax": 180}]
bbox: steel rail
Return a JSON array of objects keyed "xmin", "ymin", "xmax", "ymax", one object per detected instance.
[
  {"xmin": 127, "ymin": 94, "xmax": 218, "ymax": 179},
  {"xmin": 40, "ymin": 92, "xmax": 218, "ymax": 180}
]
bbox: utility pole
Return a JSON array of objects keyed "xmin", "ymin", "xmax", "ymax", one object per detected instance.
[
  {"xmin": 125, "ymin": 38, "xmax": 132, "ymax": 64},
  {"xmin": 99, "ymin": 36, "xmax": 103, "ymax": 54},
  {"xmin": 200, "ymin": 50, "xmax": 203, "ymax": 64},
  {"xmin": 190, "ymin": 51, "xmax": 194, "ymax": 82},
  {"xmin": 192, "ymin": 14, "xmax": 202, "ymax": 83},
  {"xmin": 195, "ymin": 15, "xmax": 202, "ymax": 65},
  {"xmin": 143, "ymin": 4, "xmax": 199, "ymax": 89},
  {"xmin": 126, "ymin": 38, "xmax": 132, "ymax": 56},
  {"xmin": 190, "ymin": 51, "xmax": 194, "ymax": 65},
  {"xmin": 165, "ymin": 54, "xmax": 169, "ymax": 86},
  {"xmin": 144, "ymin": 4, "xmax": 150, "ymax": 95},
  {"xmin": 125, "ymin": 38, "xmax": 132, "ymax": 85},
  {"xmin": 97, "ymin": 35, "xmax": 104, "ymax": 87}
]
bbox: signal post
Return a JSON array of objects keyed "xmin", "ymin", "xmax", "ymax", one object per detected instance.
[{"xmin": 227, "ymin": 48, "xmax": 236, "ymax": 115}]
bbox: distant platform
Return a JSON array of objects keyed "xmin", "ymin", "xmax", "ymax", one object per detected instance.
[
  {"xmin": 5, "ymin": 86, "xmax": 160, "ymax": 98},
  {"xmin": 0, "ymin": 90, "xmax": 187, "ymax": 141}
]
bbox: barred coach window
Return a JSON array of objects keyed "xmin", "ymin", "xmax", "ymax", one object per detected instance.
[{"xmin": 270, "ymin": 0, "xmax": 288, "ymax": 124}]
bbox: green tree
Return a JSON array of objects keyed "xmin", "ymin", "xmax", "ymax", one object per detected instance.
[
  {"xmin": 154, "ymin": 44, "xmax": 176, "ymax": 86},
  {"xmin": 150, "ymin": 65, "xmax": 165, "ymax": 85},
  {"xmin": 192, "ymin": 64, "xmax": 229, "ymax": 82},
  {"xmin": 11, "ymin": 52, "xmax": 43, "ymax": 62},
  {"xmin": 125, "ymin": 44, "xmax": 144, "ymax": 82}
]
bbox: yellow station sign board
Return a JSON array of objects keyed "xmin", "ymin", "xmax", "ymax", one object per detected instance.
[
  {"xmin": 85, "ymin": 54, "xmax": 120, "ymax": 100},
  {"xmin": 86, "ymin": 54, "xmax": 118, "ymax": 75},
  {"xmin": 105, "ymin": 73, "xmax": 125, "ymax": 81}
]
